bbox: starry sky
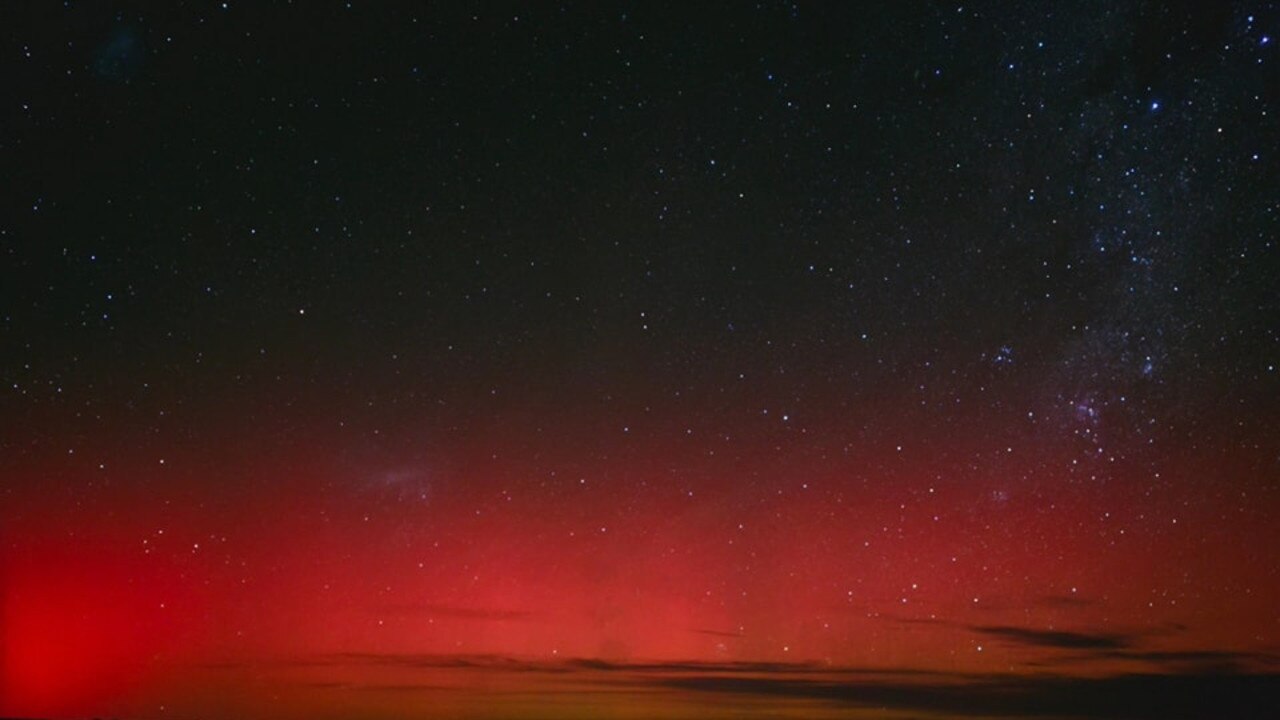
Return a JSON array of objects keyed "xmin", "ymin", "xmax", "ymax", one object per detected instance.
[{"xmin": 2, "ymin": 2, "xmax": 1279, "ymax": 719}]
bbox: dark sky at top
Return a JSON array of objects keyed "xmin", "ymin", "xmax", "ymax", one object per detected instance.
[
  {"xmin": 2, "ymin": 2, "xmax": 1278, "ymax": 719},
  {"xmin": 5, "ymin": 2, "xmax": 1277, "ymax": 447}
]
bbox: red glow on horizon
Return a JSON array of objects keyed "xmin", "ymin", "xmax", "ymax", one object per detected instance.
[
  {"xmin": 2, "ymin": 531, "xmax": 204, "ymax": 718},
  {"xmin": 3, "ymin": 434, "xmax": 1277, "ymax": 719}
]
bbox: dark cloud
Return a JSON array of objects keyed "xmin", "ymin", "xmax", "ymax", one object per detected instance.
[
  {"xmin": 884, "ymin": 616, "xmax": 1133, "ymax": 651},
  {"xmin": 270, "ymin": 651, "xmax": 1280, "ymax": 719},
  {"xmin": 1045, "ymin": 649, "xmax": 1280, "ymax": 675},
  {"xmin": 655, "ymin": 672, "xmax": 1280, "ymax": 720},
  {"xmin": 882, "ymin": 616, "xmax": 1276, "ymax": 675},
  {"xmin": 1118, "ymin": 650, "xmax": 1277, "ymax": 666},
  {"xmin": 973, "ymin": 625, "xmax": 1131, "ymax": 650}
]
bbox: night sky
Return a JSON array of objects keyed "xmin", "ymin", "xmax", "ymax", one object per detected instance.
[{"xmin": 3, "ymin": 2, "xmax": 1279, "ymax": 719}]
